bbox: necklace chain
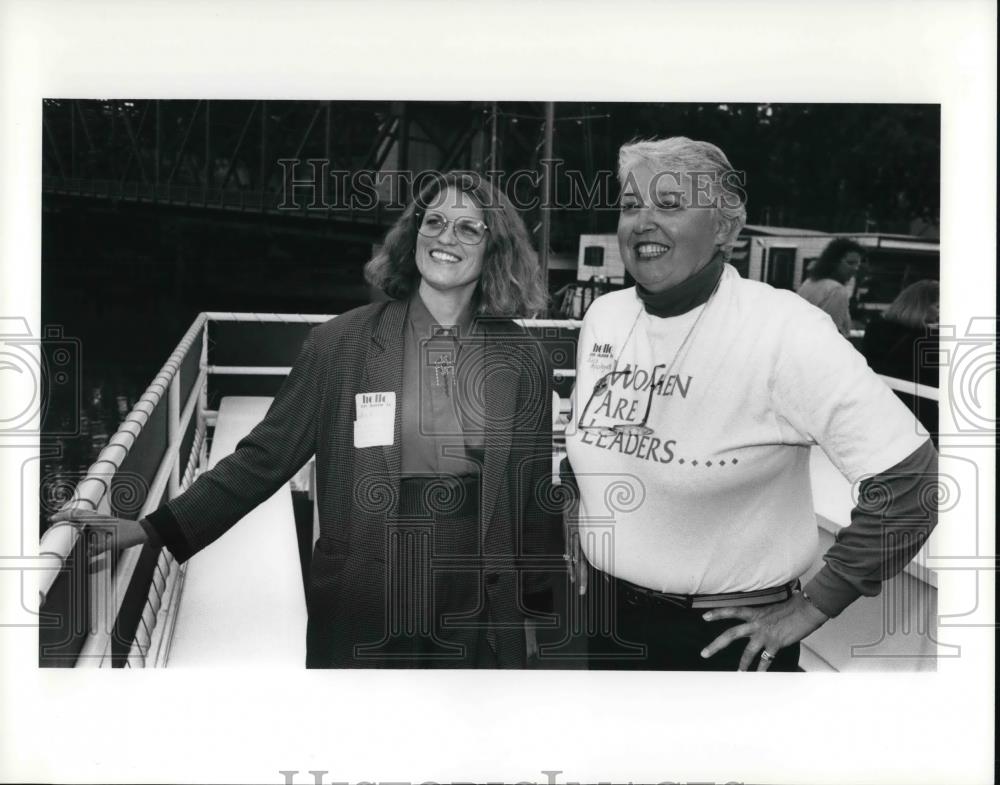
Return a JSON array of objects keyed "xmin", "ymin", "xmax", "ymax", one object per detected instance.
[{"xmin": 613, "ymin": 275, "xmax": 722, "ymax": 384}]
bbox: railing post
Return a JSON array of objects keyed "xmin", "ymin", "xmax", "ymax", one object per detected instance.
[
  {"xmin": 81, "ymin": 493, "xmax": 117, "ymax": 668},
  {"xmin": 200, "ymin": 316, "xmax": 210, "ymax": 469},
  {"xmin": 168, "ymin": 373, "xmax": 181, "ymax": 500}
]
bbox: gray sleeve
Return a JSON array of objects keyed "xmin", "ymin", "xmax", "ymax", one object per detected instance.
[{"xmin": 804, "ymin": 438, "xmax": 938, "ymax": 617}]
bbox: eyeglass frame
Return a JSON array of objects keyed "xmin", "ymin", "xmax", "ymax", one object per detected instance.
[
  {"xmin": 416, "ymin": 210, "xmax": 491, "ymax": 246},
  {"xmin": 576, "ymin": 363, "xmax": 668, "ymax": 436}
]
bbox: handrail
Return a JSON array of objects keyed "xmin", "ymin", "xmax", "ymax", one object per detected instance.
[
  {"xmin": 75, "ymin": 366, "xmax": 207, "ymax": 667},
  {"xmin": 38, "ymin": 312, "xmax": 208, "ymax": 604},
  {"xmin": 204, "ymin": 311, "xmax": 336, "ymax": 323},
  {"xmin": 203, "ymin": 311, "xmax": 583, "ymax": 330},
  {"xmin": 126, "ymin": 419, "xmax": 207, "ymax": 668},
  {"xmin": 38, "ymin": 309, "xmax": 941, "ymax": 667},
  {"xmin": 208, "ymin": 365, "xmax": 292, "ymax": 376},
  {"xmin": 520, "ymin": 319, "xmax": 584, "ymax": 329},
  {"xmin": 878, "ymin": 374, "xmax": 939, "ymax": 402}
]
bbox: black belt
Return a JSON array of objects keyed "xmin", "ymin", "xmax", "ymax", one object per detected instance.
[
  {"xmin": 608, "ymin": 572, "xmax": 800, "ymax": 610},
  {"xmin": 399, "ymin": 475, "xmax": 480, "ymax": 518}
]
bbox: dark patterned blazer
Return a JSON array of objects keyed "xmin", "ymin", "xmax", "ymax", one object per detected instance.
[{"xmin": 145, "ymin": 300, "xmax": 564, "ymax": 668}]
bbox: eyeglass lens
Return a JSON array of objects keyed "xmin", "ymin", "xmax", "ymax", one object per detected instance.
[{"xmin": 419, "ymin": 213, "xmax": 487, "ymax": 245}]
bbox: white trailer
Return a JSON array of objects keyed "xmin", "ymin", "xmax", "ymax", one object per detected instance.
[{"xmin": 579, "ymin": 226, "xmax": 940, "ymax": 311}]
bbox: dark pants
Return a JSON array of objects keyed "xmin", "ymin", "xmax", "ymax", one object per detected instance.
[
  {"xmin": 586, "ymin": 568, "xmax": 801, "ymax": 671},
  {"xmin": 369, "ymin": 475, "xmax": 497, "ymax": 668}
]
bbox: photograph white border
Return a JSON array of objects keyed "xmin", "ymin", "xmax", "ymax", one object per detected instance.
[{"xmin": 1, "ymin": 2, "xmax": 995, "ymax": 783}]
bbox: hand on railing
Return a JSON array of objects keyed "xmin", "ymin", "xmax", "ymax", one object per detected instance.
[{"xmin": 49, "ymin": 510, "xmax": 149, "ymax": 555}]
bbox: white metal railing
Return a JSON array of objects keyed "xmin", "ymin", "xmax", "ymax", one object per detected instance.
[
  {"xmin": 39, "ymin": 312, "xmax": 208, "ymax": 604},
  {"xmin": 878, "ymin": 374, "xmax": 939, "ymax": 402},
  {"xmin": 125, "ymin": 421, "xmax": 206, "ymax": 667},
  {"xmin": 203, "ymin": 312, "xmax": 336, "ymax": 323},
  {"xmin": 200, "ymin": 315, "xmax": 583, "ymax": 381},
  {"xmin": 40, "ymin": 310, "xmax": 586, "ymax": 666},
  {"xmin": 40, "ymin": 310, "xmax": 938, "ymax": 667},
  {"xmin": 204, "ymin": 312, "xmax": 582, "ymax": 329},
  {"xmin": 128, "ymin": 313, "xmax": 335, "ymax": 667},
  {"xmin": 75, "ymin": 365, "xmax": 207, "ymax": 667},
  {"xmin": 48, "ymin": 317, "xmax": 209, "ymax": 667},
  {"xmin": 208, "ymin": 365, "xmax": 292, "ymax": 375},
  {"xmin": 37, "ymin": 312, "xmax": 347, "ymax": 666}
]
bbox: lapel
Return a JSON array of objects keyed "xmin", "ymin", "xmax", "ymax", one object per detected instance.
[
  {"xmin": 476, "ymin": 318, "xmax": 515, "ymax": 539},
  {"xmin": 360, "ymin": 300, "xmax": 407, "ymax": 512},
  {"xmin": 358, "ymin": 303, "xmax": 517, "ymax": 534}
]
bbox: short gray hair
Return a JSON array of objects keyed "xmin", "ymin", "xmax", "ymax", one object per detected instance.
[{"xmin": 618, "ymin": 136, "xmax": 748, "ymax": 258}]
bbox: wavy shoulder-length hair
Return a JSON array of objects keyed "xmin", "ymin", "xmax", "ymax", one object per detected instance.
[
  {"xmin": 809, "ymin": 237, "xmax": 865, "ymax": 283},
  {"xmin": 364, "ymin": 171, "xmax": 548, "ymax": 317}
]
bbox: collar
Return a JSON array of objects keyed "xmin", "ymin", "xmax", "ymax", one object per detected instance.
[
  {"xmin": 406, "ymin": 291, "xmax": 475, "ymax": 338},
  {"xmin": 635, "ymin": 252, "xmax": 725, "ymax": 318}
]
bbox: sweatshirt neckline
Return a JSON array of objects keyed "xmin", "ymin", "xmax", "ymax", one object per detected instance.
[{"xmin": 635, "ymin": 253, "xmax": 725, "ymax": 318}]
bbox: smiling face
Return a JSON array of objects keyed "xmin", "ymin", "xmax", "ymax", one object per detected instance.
[
  {"xmin": 617, "ymin": 162, "xmax": 727, "ymax": 293},
  {"xmin": 414, "ymin": 186, "xmax": 487, "ymax": 300}
]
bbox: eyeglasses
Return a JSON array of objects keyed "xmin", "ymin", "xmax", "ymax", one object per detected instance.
[
  {"xmin": 576, "ymin": 363, "xmax": 667, "ymax": 436},
  {"xmin": 418, "ymin": 212, "xmax": 490, "ymax": 246}
]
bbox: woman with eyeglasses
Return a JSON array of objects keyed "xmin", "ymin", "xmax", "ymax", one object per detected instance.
[
  {"xmin": 54, "ymin": 171, "xmax": 562, "ymax": 668},
  {"xmin": 797, "ymin": 237, "xmax": 865, "ymax": 337},
  {"xmin": 562, "ymin": 137, "xmax": 938, "ymax": 671}
]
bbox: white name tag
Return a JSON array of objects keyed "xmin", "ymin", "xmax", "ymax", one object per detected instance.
[
  {"xmin": 354, "ymin": 392, "xmax": 395, "ymax": 447},
  {"xmin": 354, "ymin": 418, "xmax": 394, "ymax": 448},
  {"xmin": 587, "ymin": 341, "xmax": 617, "ymax": 373}
]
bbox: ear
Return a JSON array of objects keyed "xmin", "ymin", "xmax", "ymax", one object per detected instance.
[{"xmin": 712, "ymin": 211, "xmax": 732, "ymax": 248}]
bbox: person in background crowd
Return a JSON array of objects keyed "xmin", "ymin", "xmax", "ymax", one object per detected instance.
[
  {"xmin": 53, "ymin": 171, "xmax": 563, "ymax": 669},
  {"xmin": 796, "ymin": 237, "xmax": 865, "ymax": 337},
  {"xmin": 863, "ymin": 279, "xmax": 940, "ymax": 441},
  {"xmin": 563, "ymin": 136, "xmax": 939, "ymax": 671}
]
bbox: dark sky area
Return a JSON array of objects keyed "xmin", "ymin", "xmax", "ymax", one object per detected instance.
[{"xmin": 40, "ymin": 100, "xmax": 940, "ymax": 415}]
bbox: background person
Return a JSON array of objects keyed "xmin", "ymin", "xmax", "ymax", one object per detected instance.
[
  {"xmin": 53, "ymin": 171, "xmax": 562, "ymax": 669},
  {"xmin": 564, "ymin": 136, "xmax": 938, "ymax": 671},
  {"xmin": 863, "ymin": 279, "xmax": 940, "ymax": 442},
  {"xmin": 796, "ymin": 237, "xmax": 865, "ymax": 337}
]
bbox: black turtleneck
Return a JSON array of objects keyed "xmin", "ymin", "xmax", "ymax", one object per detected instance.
[{"xmin": 635, "ymin": 252, "xmax": 724, "ymax": 318}]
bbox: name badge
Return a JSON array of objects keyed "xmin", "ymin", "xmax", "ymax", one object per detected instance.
[
  {"xmin": 587, "ymin": 340, "xmax": 616, "ymax": 373},
  {"xmin": 354, "ymin": 392, "xmax": 395, "ymax": 448}
]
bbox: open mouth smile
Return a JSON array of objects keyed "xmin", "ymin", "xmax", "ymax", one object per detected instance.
[
  {"xmin": 429, "ymin": 249, "xmax": 462, "ymax": 263},
  {"xmin": 634, "ymin": 242, "xmax": 671, "ymax": 260}
]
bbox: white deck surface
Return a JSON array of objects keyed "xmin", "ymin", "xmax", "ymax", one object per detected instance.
[{"xmin": 167, "ymin": 397, "xmax": 307, "ymax": 667}]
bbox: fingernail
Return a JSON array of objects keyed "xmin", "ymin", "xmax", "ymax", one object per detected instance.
[
  {"xmin": 700, "ymin": 649, "xmax": 708, "ymax": 658},
  {"xmin": 702, "ymin": 613, "xmax": 712, "ymax": 620}
]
